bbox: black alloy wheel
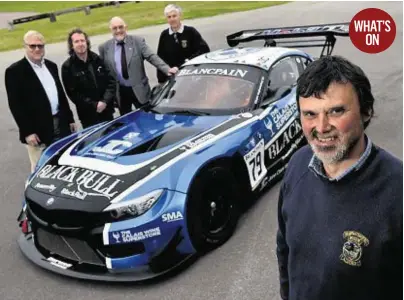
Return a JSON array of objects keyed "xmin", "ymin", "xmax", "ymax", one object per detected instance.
[{"xmin": 186, "ymin": 164, "xmax": 241, "ymax": 252}]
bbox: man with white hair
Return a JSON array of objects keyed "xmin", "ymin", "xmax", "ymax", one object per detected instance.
[
  {"xmin": 156, "ymin": 4, "xmax": 210, "ymax": 84},
  {"xmin": 99, "ymin": 16, "xmax": 178, "ymax": 115},
  {"xmin": 5, "ymin": 30, "xmax": 77, "ymax": 173}
]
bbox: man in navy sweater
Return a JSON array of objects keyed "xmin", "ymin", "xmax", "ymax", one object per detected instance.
[{"xmin": 276, "ymin": 55, "xmax": 402, "ymax": 300}]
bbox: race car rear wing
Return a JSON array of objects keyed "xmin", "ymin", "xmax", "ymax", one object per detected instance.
[{"xmin": 226, "ymin": 23, "xmax": 350, "ymax": 57}]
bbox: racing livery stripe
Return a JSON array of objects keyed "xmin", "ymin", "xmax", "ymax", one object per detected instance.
[
  {"xmin": 109, "ymin": 114, "xmax": 259, "ymax": 203},
  {"xmin": 58, "ymin": 116, "xmax": 238, "ymax": 176},
  {"xmin": 103, "ymin": 223, "xmax": 111, "ymax": 245},
  {"xmin": 126, "ymin": 114, "xmax": 255, "ymax": 174},
  {"xmin": 29, "ymin": 114, "xmax": 258, "ymax": 205},
  {"xmin": 258, "ymin": 106, "xmax": 272, "ymax": 120},
  {"xmin": 106, "ymin": 257, "xmax": 112, "ymax": 269},
  {"xmin": 27, "ymin": 126, "xmax": 101, "ymax": 188}
]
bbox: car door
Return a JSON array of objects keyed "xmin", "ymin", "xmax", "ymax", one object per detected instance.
[{"xmin": 250, "ymin": 56, "xmax": 306, "ymax": 191}]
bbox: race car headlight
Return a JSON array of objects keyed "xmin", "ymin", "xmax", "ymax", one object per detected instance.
[{"xmin": 103, "ymin": 189, "xmax": 164, "ymax": 220}]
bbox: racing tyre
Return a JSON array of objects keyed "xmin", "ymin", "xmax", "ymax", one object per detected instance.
[{"xmin": 186, "ymin": 164, "xmax": 241, "ymax": 252}]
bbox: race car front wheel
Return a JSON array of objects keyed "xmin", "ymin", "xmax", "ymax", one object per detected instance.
[{"xmin": 186, "ymin": 163, "xmax": 241, "ymax": 252}]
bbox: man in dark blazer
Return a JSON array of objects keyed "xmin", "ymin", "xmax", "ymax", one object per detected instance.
[
  {"xmin": 5, "ymin": 30, "xmax": 77, "ymax": 173},
  {"xmin": 98, "ymin": 16, "xmax": 178, "ymax": 116}
]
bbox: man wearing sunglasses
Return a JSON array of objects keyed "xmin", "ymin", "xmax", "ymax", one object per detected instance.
[
  {"xmin": 5, "ymin": 30, "xmax": 77, "ymax": 173},
  {"xmin": 98, "ymin": 16, "xmax": 178, "ymax": 116}
]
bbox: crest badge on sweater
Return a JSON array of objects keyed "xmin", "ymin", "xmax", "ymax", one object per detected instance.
[
  {"xmin": 340, "ymin": 230, "xmax": 369, "ymax": 267},
  {"xmin": 181, "ymin": 40, "xmax": 188, "ymax": 48}
]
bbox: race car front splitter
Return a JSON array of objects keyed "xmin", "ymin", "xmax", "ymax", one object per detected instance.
[{"xmin": 18, "ymin": 232, "xmax": 195, "ymax": 282}]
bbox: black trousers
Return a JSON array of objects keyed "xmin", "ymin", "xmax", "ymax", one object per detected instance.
[
  {"xmin": 119, "ymin": 85, "xmax": 142, "ymax": 116},
  {"xmin": 51, "ymin": 113, "xmax": 71, "ymax": 144}
]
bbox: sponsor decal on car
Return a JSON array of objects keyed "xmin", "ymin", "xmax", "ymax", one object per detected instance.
[
  {"xmin": 254, "ymin": 76, "xmax": 265, "ymax": 104},
  {"xmin": 92, "ymin": 139, "xmax": 133, "ymax": 156},
  {"xmin": 34, "ymin": 183, "xmax": 57, "ymax": 192},
  {"xmin": 269, "ymin": 102, "xmax": 298, "ymax": 130},
  {"xmin": 206, "ymin": 47, "xmax": 261, "ymax": 60},
  {"xmin": 242, "ymin": 115, "xmax": 304, "ymax": 191},
  {"xmin": 111, "ymin": 227, "xmax": 162, "ymax": 244},
  {"xmin": 263, "ymin": 116, "xmax": 276, "ymax": 137},
  {"xmin": 260, "ymin": 24, "xmax": 349, "ymax": 36},
  {"xmin": 259, "ymin": 164, "xmax": 287, "ymax": 191},
  {"xmin": 34, "ymin": 164, "xmax": 124, "ymax": 200},
  {"xmin": 122, "ymin": 132, "xmax": 139, "ymax": 140},
  {"xmin": 177, "ymin": 68, "xmax": 248, "ymax": 78},
  {"xmin": 111, "ymin": 232, "xmax": 121, "ymax": 243},
  {"xmin": 179, "ymin": 134, "xmax": 216, "ymax": 151},
  {"xmin": 46, "ymin": 257, "xmax": 72, "ymax": 270},
  {"xmin": 244, "ymin": 139, "xmax": 267, "ymax": 190},
  {"xmin": 263, "ymin": 103, "xmax": 298, "ymax": 138},
  {"xmin": 60, "ymin": 188, "xmax": 87, "ymax": 200},
  {"xmin": 267, "ymin": 119, "xmax": 302, "ymax": 160},
  {"xmin": 162, "ymin": 211, "xmax": 184, "ymax": 223}
]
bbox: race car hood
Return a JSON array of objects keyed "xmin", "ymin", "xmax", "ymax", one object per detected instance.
[
  {"xmin": 69, "ymin": 110, "xmax": 229, "ymax": 160},
  {"xmin": 25, "ymin": 110, "xmax": 232, "ymax": 212}
]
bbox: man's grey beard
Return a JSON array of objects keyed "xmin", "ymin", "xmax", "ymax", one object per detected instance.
[{"xmin": 310, "ymin": 134, "xmax": 361, "ymax": 165}]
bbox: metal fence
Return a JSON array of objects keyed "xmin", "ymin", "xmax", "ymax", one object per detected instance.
[{"xmin": 7, "ymin": 1, "xmax": 133, "ymax": 30}]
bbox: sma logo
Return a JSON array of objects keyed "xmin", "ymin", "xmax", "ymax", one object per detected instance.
[{"xmin": 162, "ymin": 211, "xmax": 184, "ymax": 223}]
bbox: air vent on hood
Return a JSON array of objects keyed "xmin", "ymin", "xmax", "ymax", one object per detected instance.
[
  {"xmin": 76, "ymin": 122, "xmax": 126, "ymax": 152},
  {"xmin": 123, "ymin": 127, "xmax": 199, "ymax": 155},
  {"xmin": 123, "ymin": 135, "xmax": 163, "ymax": 156}
]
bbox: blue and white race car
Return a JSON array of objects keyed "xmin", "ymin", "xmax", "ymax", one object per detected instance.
[{"xmin": 17, "ymin": 23, "xmax": 349, "ymax": 281}]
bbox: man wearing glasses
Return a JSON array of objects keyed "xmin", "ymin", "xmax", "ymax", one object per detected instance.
[
  {"xmin": 99, "ymin": 16, "xmax": 178, "ymax": 116},
  {"xmin": 5, "ymin": 30, "xmax": 77, "ymax": 173}
]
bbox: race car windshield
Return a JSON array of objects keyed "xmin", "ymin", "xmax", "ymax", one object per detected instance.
[{"xmin": 155, "ymin": 66, "xmax": 262, "ymax": 113}]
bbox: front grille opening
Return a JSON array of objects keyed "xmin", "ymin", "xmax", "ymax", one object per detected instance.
[
  {"xmin": 98, "ymin": 242, "xmax": 146, "ymax": 258},
  {"xmin": 35, "ymin": 228, "xmax": 105, "ymax": 267},
  {"xmin": 27, "ymin": 200, "xmax": 108, "ymax": 228}
]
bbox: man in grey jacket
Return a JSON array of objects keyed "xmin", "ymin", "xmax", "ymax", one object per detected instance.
[{"xmin": 99, "ymin": 16, "xmax": 178, "ymax": 115}]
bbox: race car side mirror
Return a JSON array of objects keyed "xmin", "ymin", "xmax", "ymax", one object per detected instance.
[
  {"xmin": 151, "ymin": 85, "xmax": 162, "ymax": 98},
  {"xmin": 264, "ymin": 39, "xmax": 276, "ymax": 47}
]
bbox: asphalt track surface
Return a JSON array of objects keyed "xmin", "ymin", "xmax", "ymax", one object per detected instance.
[{"xmin": 0, "ymin": 2, "xmax": 402, "ymax": 300}]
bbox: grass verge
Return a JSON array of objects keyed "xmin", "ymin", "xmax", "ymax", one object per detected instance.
[
  {"xmin": 0, "ymin": 1, "xmax": 288, "ymax": 52},
  {"xmin": 0, "ymin": 1, "xmax": 96, "ymax": 13}
]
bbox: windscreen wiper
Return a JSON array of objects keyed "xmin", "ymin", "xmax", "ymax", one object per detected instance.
[
  {"xmin": 168, "ymin": 109, "xmax": 211, "ymax": 116},
  {"xmin": 147, "ymin": 107, "xmax": 162, "ymax": 114}
]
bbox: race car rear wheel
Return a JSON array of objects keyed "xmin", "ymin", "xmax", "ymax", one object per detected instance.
[{"xmin": 186, "ymin": 164, "xmax": 241, "ymax": 252}]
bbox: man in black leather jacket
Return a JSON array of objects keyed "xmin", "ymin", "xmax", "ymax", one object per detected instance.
[{"xmin": 62, "ymin": 28, "xmax": 116, "ymax": 129}]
